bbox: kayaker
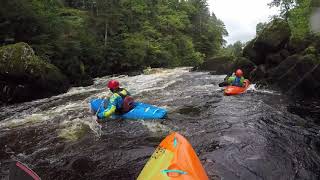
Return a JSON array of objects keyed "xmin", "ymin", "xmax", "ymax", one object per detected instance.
[
  {"xmin": 227, "ymin": 69, "xmax": 245, "ymax": 87},
  {"xmin": 97, "ymin": 80, "xmax": 134, "ymax": 121}
]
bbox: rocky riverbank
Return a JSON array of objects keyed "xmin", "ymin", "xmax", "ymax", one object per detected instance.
[
  {"xmin": 0, "ymin": 43, "xmax": 69, "ymax": 104},
  {"xmin": 197, "ymin": 18, "xmax": 320, "ymax": 99}
]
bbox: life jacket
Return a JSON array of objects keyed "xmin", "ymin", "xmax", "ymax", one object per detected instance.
[
  {"xmin": 115, "ymin": 88, "xmax": 135, "ymax": 113},
  {"xmin": 232, "ymin": 77, "xmax": 242, "ymax": 87}
]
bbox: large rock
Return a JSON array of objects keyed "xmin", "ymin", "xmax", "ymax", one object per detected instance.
[
  {"xmin": 250, "ymin": 65, "xmax": 267, "ymax": 82},
  {"xmin": 243, "ymin": 19, "xmax": 291, "ymax": 65},
  {"xmin": 197, "ymin": 56, "xmax": 234, "ymax": 74},
  {"xmin": 0, "ymin": 42, "xmax": 69, "ymax": 104},
  {"xmin": 265, "ymin": 50, "xmax": 290, "ymax": 69},
  {"xmin": 268, "ymin": 54, "xmax": 320, "ymax": 98},
  {"xmin": 287, "ymin": 37, "xmax": 311, "ymax": 53},
  {"xmin": 243, "ymin": 38, "xmax": 264, "ymax": 64},
  {"xmin": 255, "ymin": 19, "xmax": 291, "ymax": 52},
  {"xmin": 232, "ymin": 57, "xmax": 256, "ymax": 77}
]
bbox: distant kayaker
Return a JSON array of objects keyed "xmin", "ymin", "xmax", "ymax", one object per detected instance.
[
  {"xmin": 97, "ymin": 80, "xmax": 134, "ymax": 122},
  {"xmin": 227, "ymin": 69, "xmax": 245, "ymax": 87},
  {"xmin": 219, "ymin": 69, "xmax": 245, "ymax": 87}
]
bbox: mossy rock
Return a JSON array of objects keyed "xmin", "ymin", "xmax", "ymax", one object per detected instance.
[
  {"xmin": 250, "ymin": 65, "xmax": 267, "ymax": 82},
  {"xmin": 197, "ymin": 56, "xmax": 234, "ymax": 74},
  {"xmin": 232, "ymin": 57, "xmax": 256, "ymax": 77},
  {"xmin": 255, "ymin": 19, "xmax": 291, "ymax": 52},
  {"xmin": 243, "ymin": 19, "xmax": 291, "ymax": 65},
  {"xmin": 303, "ymin": 46, "xmax": 318, "ymax": 56},
  {"xmin": 287, "ymin": 36, "xmax": 312, "ymax": 53},
  {"xmin": 265, "ymin": 52, "xmax": 286, "ymax": 69},
  {"xmin": 0, "ymin": 42, "xmax": 69, "ymax": 103}
]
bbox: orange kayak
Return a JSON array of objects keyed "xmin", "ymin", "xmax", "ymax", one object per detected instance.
[
  {"xmin": 224, "ymin": 79, "xmax": 250, "ymax": 96},
  {"xmin": 138, "ymin": 132, "xmax": 209, "ymax": 180}
]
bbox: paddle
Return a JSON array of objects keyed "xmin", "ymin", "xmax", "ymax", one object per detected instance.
[
  {"xmin": 95, "ymin": 99, "xmax": 105, "ymax": 117},
  {"xmin": 93, "ymin": 98, "xmax": 107, "ymax": 137},
  {"xmin": 218, "ymin": 82, "xmax": 228, "ymax": 87},
  {"xmin": 9, "ymin": 161, "xmax": 41, "ymax": 180}
]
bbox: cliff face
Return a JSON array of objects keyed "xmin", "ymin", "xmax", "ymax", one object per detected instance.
[{"xmin": 244, "ymin": 19, "xmax": 320, "ymax": 98}]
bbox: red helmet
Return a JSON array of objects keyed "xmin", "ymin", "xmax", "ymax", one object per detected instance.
[
  {"xmin": 107, "ymin": 80, "xmax": 119, "ymax": 90},
  {"xmin": 235, "ymin": 69, "xmax": 243, "ymax": 77}
]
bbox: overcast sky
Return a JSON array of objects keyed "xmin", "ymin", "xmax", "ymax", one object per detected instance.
[{"xmin": 208, "ymin": 0, "xmax": 279, "ymax": 44}]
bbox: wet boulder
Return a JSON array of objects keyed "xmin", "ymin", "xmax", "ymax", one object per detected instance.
[
  {"xmin": 268, "ymin": 54, "xmax": 320, "ymax": 98},
  {"xmin": 303, "ymin": 45, "xmax": 318, "ymax": 56},
  {"xmin": 243, "ymin": 19, "xmax": 291, "ymax": 65},
  {"xmin": 232, "ymin": 57, "xmax": 256, "ymax": 77},
  {"xmin": 279, "ymin": 49, "xmax": 291, "ymax": 59},
  {"xmin": 268, "ymin": 55, "xmax": 303, "ymax": 86},
  {"xmin": 255, "ymin": 19, "xmax": 291, "ymax": 52},
  {"xmin": 0, "ymin": 42, "xmax": 69, "ymax": 104},
  {"xmin": 197, "ymin": 56, "xmax": 234, "ymax": 74},
  {"xmin": 243, "ymin": 38, "xmax": 264, "ymax": 64},
  {"xmin": 250, "ymin": 65, "xmax": 267, "ymax": 82},
  {"xmin": 287, "ymin": 37, "xmax": 311, "ymax": 53},
  {"xmin": 265, "ymin": 51, "xmax": 289, "ymax": 69}
]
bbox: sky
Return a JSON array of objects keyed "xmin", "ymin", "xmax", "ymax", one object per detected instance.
[{"xmin": 208, "ymin": 0, "xmax": 279, "ymax": 44}]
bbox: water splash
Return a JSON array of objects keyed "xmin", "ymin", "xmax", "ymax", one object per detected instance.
[
  {"xmin": 1, "ymin": 68, "xmax": 320, "ymax": 180},
  {"xmin": 58, "ymin": 120, "xmax": 91, "ymax": 141},
  {"xmin": 247, "ymin": 84, "xmax": 281, "ymax": 95}
]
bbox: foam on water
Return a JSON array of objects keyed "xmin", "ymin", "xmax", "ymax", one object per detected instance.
[{"xmin": 247, "ymin": 84, "xmax": 281, "ymax": 95}]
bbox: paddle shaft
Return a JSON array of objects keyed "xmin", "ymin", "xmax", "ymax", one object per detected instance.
[{"xmin": 95, "ymin": 99, "xmax": 105, "ymax": 116}]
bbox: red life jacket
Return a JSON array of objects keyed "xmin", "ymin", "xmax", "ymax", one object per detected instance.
[
  {"xmin": 115, "ymin": 88, "xmax": 135, "ymax": 113},
  {"xmin": 122, "ymin": 96, "xmax": 135, "ymax": 113}
]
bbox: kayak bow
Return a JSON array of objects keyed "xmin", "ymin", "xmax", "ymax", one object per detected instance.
[
  {"xmin": 138, "ymin": 132, "xmax": 209, "ymax": 180},
  {"xmin": 224, "ymin": 79, "xmax": 250, "ymax": 96}
]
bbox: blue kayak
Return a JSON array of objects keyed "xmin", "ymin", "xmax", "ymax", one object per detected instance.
[{"xmin": 90, "ymin": 98, "xmax": 167, "ymax": 120}]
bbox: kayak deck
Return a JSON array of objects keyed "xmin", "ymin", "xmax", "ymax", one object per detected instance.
[
  {"xmin": 138, "ymin": 132, "xmax": 209, "ymax": 180},
  {"xmin": 224, "ymin": 79, "xmax": 250, "ymax": 96},
  {"xmin": 90, "ymin": 98, "xmax": 167, "ymax": 120}
]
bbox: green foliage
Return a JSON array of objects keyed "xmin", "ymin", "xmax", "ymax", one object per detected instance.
[
  {"xmin": 268, "ymin": 0, "xmax": 314, "ymax": 40},
  {"xmin": 268, "ymin": 0, "xmax": 296, "ymax": 19},
  {"xmin": 0, "ymin": 42, "xmax": 68, "ymax": 91},
  {"xmin": 256, "ymin": 22, "xmax": 268, "ymax": 35},
  {"xmin": 219, "ymin": 41, "xmax": 244, "ymax": 58},
  {"xmin": 288, "ymin": 0, "xmax": 312, "ymax": 39},
  {"xmin": 124, "ymin": 33, "xmax": 148, "ymax": 67},
  {"xmin": 0, "ymin": 0, "xmax": 227, "ymax": 86}
]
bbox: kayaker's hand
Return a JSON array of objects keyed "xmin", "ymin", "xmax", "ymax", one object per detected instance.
[
  {"xmin": 218, "ymin": 82, "xmax": 228, "ymax": 87},
  {"xmin": 97, "ymin": 112, "xmax": 104, "ymax": 119}
]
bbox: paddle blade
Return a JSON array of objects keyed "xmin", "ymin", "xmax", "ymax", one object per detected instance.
[{"xmin": 9, "ymin": 161, "xmax": 41, "ymax": 180}]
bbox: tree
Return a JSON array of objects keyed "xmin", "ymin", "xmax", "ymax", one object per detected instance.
[
  {"xmin": 219, "ymin": 41, "xmax": 244, "ymax": 57},
  {"xmin": 232, "ymin": 41, "xmax": 244, "ymax": 57},
  {"xmin": 268, "ymin": 0, "xmax": 296, "ymax": 19},
  {"xmin": 0, "ymin": 0, "xmax": 228, "ymax": 85},
  {"xmin": 268, "ymin": 0, "xmax": 314, "ymax": 39},
  {"xmin": 256, "ymin": 22, "xmax": 268, "ymax": 35}
]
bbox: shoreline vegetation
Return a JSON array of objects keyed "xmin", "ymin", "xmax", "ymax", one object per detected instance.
[
  {"xmin": 1, "ymin": 0, "xmax": 319, "ymax": 104},
  {"xmin": 0, "ymin": 0, "xmax": 226, "ymax": 104},
  {"xmin": 197, "ymin": 0, "xmax": 320, "ymax": 99}
]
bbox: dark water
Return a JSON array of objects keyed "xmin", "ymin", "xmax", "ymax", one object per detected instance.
[{"xmin": 1, "ymin": 68, "xmax": 320, "ymax": 180}]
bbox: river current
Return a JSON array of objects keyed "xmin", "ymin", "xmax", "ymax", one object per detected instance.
[{"xmin": 1, "ymin": 68, "xmax": 320, "ymax": 180}]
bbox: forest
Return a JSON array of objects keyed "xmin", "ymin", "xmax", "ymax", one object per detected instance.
[{"xmin": 0, "ymin": 0, "xmax": 227, "ymax": 86}]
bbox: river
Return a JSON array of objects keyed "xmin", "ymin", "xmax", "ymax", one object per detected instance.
[{"xmin": 1, "ymin": 68, "xmax": 320, "ymax": 180}]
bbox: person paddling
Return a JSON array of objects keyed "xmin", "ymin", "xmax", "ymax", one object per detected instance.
[
  {"xmin": 219, "ymin": 69, "xmax": 246, "ymax": 87},
  {"xmin": 97, "ymin": 80, "xmax": 134, "ymax": 122}
]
